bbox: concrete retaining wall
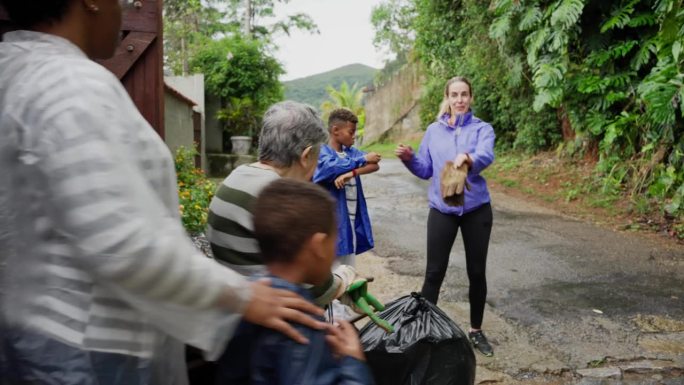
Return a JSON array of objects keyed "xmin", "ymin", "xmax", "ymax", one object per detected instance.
[{"xmin": 363, "ymin": 62, "xmax": 425, "ymax": 144}]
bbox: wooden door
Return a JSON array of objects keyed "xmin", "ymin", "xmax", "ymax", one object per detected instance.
[{"xmin": 0, "ymin": 1, "xmax": 165, "ymax": 138}]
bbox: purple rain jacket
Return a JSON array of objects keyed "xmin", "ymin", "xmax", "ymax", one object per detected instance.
[{"xmin": 402, "ymin": 111, "xmax": 495, "ymax": 215}]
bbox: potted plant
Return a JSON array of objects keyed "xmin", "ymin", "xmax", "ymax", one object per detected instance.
[{"xmin": 217, "ymin": 96, "xmax": 258, "ymax": 155}]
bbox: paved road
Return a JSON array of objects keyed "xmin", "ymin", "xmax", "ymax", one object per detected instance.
[{"xmin": 359, "ymin": 159, "xmax": 684, "ymax": 384}]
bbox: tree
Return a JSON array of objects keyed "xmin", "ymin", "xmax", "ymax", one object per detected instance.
[
  {"xmin": 320, "ymin": 81, "xmax": 366, "ymax": 138},
  {"xmin": 190, "ymin": 36, "xmax": 284, "ymax": 138},
  {"xmin": 371, "ymin": 0, "xmax": 416, "ymax": 60},
  {"xmin": 163, "ymin": 0, "xmax": 232, "ymax": 75},
  {"xmin": 225, "ymin": 0, "xmax": 319, "ymax": 41},
  {"xmin": 370, "ymin": 0, "xmax": 417, "ymax": 85},
  {"xmin": 164, "ymin": 0, "xmax": 319, "ymax": 74}
]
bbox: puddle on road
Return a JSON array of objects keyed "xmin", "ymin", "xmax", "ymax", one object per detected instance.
[{"xmin": 503, "ymin": 274, "xmax": 684, "ymax": 325}]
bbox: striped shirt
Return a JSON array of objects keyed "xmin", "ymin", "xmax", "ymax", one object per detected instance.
[
  {"xmin": 0, "ymin": 31, "xmax": 249, "ymax": 360},
  {"xmin": 206, "ymin": 164, "xmax": 341, "ymax": 305},
  {"xmin": 207, "ymin": 164, "xmax": 279, "ymax": 275}
]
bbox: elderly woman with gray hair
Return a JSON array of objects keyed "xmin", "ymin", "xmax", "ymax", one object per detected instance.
[{"xmin": 207, "ymin": 100, "xmax": 356, "ymax": 305}]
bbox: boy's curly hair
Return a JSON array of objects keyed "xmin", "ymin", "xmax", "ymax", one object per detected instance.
[
  {"xmin": 254, "ymin": 179, "xmax": 336, "ymax": 264},
  {"xmin": 328, "ymin": 108, "xmax": 358, "ymax": 129}
]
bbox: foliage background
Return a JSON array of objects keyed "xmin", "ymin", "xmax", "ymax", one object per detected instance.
[{"xmin": 372, "ymin": 0, "xmax": 683, "ymax": 231}]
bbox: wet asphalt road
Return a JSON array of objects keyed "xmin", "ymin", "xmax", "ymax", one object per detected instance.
[{"xmin": 362, "ymin": 159, "xmax": 684, "ymax": 383}]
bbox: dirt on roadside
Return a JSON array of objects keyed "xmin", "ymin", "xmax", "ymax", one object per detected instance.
[{"xmin": 484, "ymin": 152, "xmax": 684, "ymax": 247}]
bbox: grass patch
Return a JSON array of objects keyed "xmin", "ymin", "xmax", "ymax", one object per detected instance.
[
  {"xmin": 588, "ymin": 358, "xmax": 607, "ymax": 368},
  {"xmin": 360, "ymin": 138, "xmax": 423, "ymax": 158},
  {"xmin": 500, "ymin": 179, "xmax": 519, "ymax": 188}
]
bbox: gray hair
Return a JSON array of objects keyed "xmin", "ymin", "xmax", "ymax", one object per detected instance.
[{"xmin": 258, "ymin": 101, "xmax": 328, "ymax": 167}]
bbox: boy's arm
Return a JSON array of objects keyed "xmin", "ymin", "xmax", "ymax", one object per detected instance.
[
  {"xmin": 313, "ymin": 150, "xmax": 367, "ymax": 184},
  {"xmin": 333, "ymin": 163, "xmax": 379, "ymax": 189},
  {"xmin": 331, "ymin": 147, "xmax": 380, "ymax": 188},
  {"xmin": 355, "ymin": 163, "xmax": 380, "ymax": 176}
]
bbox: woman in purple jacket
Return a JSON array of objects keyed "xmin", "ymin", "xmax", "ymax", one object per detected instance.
[{"xmin": 394, "ymin": 76, "xmax": 495, "ymax": 357}]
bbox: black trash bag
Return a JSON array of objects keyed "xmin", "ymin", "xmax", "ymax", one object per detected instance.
[{"xmin": 359, "ymin": 293, "xmax": 475, "ymax": 385}]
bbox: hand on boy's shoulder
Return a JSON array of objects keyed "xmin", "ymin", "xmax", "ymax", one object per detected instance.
[{"xmin": 241, "ymin": 280, "xmax": 327, "ymax": 345}]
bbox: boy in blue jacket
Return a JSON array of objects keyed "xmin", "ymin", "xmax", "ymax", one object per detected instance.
[
  {"xmin": 215, "ymin": 178, "xmax": 374, "ymax": 385},
  {"xmin": 313, "ymin": 109, "xmax": 381, "ymax": 267}
]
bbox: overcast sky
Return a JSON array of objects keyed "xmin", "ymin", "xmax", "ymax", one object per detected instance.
[{"xmin": 269, "ymin": 0, "xmax": 387, "ymax": 81}]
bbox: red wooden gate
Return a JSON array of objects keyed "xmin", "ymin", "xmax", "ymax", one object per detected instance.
[{"xmin": 0, "ymin": 1, "xmax": 164, "ymax": 138}]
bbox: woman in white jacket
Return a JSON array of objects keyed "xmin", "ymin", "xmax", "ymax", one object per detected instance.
[{"xmin": 0, "ymin": 0, "xmax": 324, "ymax": 383}]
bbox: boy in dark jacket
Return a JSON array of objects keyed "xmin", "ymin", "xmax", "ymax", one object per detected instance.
[{"xmin": 215, "ymin": 178, "xmax": 374, "ymax": 385}]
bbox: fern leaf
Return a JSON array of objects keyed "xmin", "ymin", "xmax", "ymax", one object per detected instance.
[
  {"xmin": 631, "ymin": 40, "xmax": 656, "ymax": 70},
  {"xmin": 533, "ymin": 61, "xmax": 566, "ymax": 88},
  {"xmin": 638, "ymin": 62, "xmax": 678, "ymax": 127},
  {"xmin": 654, "ymin": 0, "xmax": 676, "ymax": 15},
  {"xmin": 519, "ymin": 6, "xmax": 542, "ymax": 31},
  {"xmin": 548, "ymin": 29, "xmax": 569, "ymax": 51},
  {"xmin": 525, "ymin": 27, "xmax": 550, "ymax": 65},
  {"xmin": 550, "ymin": 0, "xmax": 585, "ymax": 30},
  {"xmin": 533, "ymin": 87, "xmax": 563, "ymax": 111},
  {"xmin": 586, "ymin": 111, "xmax": 608, "ymax": 135},
  {"xmin": 600, "ymin": 0, "xmax": 639, "ymax": 33},
  {"xmin": 627, "ymin": 13, "xmax": 657, "ymax": 28},
  {"xmin": 490, "ymin": 0, "xmax": 515, "ymax": 15},
  {"xmin": 533, "ymin": 91, "xmax": 553, "ymax": 111},
  {"xmin": 507, "ymin": 56, "xmax": 524, "ymax": 87},
  {"xmin": 489, "ymin": 14, "xmax": 512, "ymax": 41},
  {"xmin": 586, "ymin": 40, "xmax": 639, "ymax": 66},
  {"xmin": 576, "ymin": 75, "xmax": 603, "ymax": 94}
]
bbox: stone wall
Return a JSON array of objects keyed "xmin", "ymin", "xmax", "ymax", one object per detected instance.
[
  {"xmin": 164, "ymin": 93, "xmax": 195, "ymax": 153},
  {"xmin": 363, "ymin": 62, "xmax": 424, "ymax": 144},
  {"xmin": 164, "ymin": 75, "xmax": 207, "ymax": 170},
  {"xmin": 206, "ymin": 153, "xmax": 256, "ymax": 178}
]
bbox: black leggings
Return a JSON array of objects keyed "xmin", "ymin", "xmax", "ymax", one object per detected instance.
[{"xmin": 420, "ymin": 204, "xmax": 493, "ymax": 329}]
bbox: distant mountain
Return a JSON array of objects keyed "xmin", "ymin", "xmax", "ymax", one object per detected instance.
[{"xmin": 283, "ymin": 63, "xmax": 378, "ymax": 110}]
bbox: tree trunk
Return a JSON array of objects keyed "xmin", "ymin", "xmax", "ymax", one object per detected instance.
[
  {"xmin": 243, "ymin": 0, "xmax": 252, "ymax": 37},
  {"xmin": 557, "ymin": 105, "xmax": 575, "ymax": 141},
  {"xmin": 181, "ymin": 36, "xmax": 188, "ymax": 76}
]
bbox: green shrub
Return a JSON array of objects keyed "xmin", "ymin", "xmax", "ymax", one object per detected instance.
[{"xmin": 175, "ymin": 146, "xmax": 216, "ymax": 234}]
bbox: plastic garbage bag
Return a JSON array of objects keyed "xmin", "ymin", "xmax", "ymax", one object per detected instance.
[{"xmin": 358, "ymin": 293, "xmax": 475, "ymax": 385}]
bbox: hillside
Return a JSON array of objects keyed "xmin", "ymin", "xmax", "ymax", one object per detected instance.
[{"xmin": 283, "ymin": 63, "xmax": 378, "ymax": 110}]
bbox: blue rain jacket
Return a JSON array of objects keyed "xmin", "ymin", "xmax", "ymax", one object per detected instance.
[{"xmin": 313, "ymin": 145, "xmax": 374, "ymax": 256}]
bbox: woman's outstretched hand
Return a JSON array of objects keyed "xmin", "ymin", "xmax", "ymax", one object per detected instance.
[
  {"xmin": 394, "ymin": 143, "xmax": 414, "ymax": 162},
  {"xmin": 242, "ymin": 279, "xmax": 328, "ymax": 344}
]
